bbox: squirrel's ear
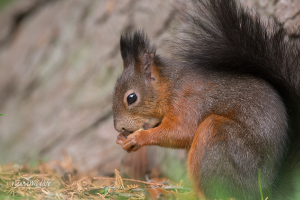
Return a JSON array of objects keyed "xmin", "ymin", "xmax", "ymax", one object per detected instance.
[
  {"xmin": 120, "ymin": 34, "xmax": 134, "ymax": 68},
  {"xmin": 135, "ymin": 49, "xmax": 157, "ymax": 83},
  {"xmin": 120, "ymin": 31, "xmax": 156, "ymax": 72}
]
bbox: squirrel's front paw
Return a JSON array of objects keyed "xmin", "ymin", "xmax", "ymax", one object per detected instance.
[{"xmin": 116, "ymin": 130, "xmax": 148, "ymax": 153}]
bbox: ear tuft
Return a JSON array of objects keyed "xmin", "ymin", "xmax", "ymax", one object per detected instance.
[{"xmin": 120, "ymin": 30, "xmax": 156, "ymax": 67}]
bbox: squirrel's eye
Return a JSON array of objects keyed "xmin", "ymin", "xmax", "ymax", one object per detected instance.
[{"xmin": 127, "ymin": 93, "xmax": 137, "ymax": 105}]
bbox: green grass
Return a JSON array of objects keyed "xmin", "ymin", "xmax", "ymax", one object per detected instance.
[{"xmin": 258, "ymin": 169, "xmax": 264, "ymax": 200}]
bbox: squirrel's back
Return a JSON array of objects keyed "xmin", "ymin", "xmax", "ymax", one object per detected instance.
[
  {"xmin": 173, "ymin": 0, "xmax": 300, "ymax": 101},
  {"xmin": 173, "ymin": 0, "xmax": 300, "ymax": 150}
]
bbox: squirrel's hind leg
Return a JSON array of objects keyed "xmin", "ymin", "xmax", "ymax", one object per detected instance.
[{"xmin": 187, "ymin": 114, "xmax": 272, "ymax": 200}]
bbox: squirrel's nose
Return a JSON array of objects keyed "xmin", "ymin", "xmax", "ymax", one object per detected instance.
[
  {"xmin": 113, "ymin": 118, "xmax": 136, "ymax": 133},
  {"xmin": 114, "ymin": 119, "xmax": 122, "ymax": 133},
  {"xmin": 114, "ymin": 120, "xmax": 123, "ymax": 133},
  {"xmin": 114, "ymin": 119, "xmax": 128, "ymax": 133}
]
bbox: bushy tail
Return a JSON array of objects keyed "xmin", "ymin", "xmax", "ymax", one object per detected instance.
[{"xmin": 175, "ymin": 0, "xmax": 300, "ymax": 152}]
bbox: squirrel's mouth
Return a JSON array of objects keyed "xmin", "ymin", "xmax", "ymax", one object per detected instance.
[{"xmin": 122, "ymin": 120, "xmax": 162, "ymax": 137}]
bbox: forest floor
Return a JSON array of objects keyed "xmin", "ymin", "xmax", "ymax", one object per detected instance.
[{"xmin": 0, "ymin": 154, "xmax": 194, "ymax": 200}]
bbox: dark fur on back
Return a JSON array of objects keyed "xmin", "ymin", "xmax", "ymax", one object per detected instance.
[
  {"xmin": 175, "ymin": 0, "xmax": 300, "ymax": 95},
  {"xmin": 174, "ymin": 0, "xmax": 300, "ymax": 155}
]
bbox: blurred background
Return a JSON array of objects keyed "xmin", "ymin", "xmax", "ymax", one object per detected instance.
[{"xmin": 0, "ymin": 0, "xmax": 299, "ymax": 181}]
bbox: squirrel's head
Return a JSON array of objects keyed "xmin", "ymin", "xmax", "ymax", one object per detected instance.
[{"xmin": 112, "ymin": 31, "xmax": 167, "ymax": 133}]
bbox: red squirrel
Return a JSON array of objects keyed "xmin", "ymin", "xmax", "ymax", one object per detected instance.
[{"xmin": 112, "ymin": 0, "xmax": 300, "ymax": 199}]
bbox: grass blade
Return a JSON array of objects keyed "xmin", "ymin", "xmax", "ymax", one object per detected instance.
[{"xmin": 258, "ymin": 169, "xmax": 263, "ymax": 200}]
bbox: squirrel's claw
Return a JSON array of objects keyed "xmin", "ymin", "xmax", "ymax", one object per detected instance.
[
  {"xmin": 116, "ymin": 133, "xmax": 126, "ymax": 145},
  {"xmin": 122, "ymin": 135, "xmax": 140, "ymax": 152},
  {"xmin": 117, "ymin": 130, "xmax": 146, "ymax": 152}
]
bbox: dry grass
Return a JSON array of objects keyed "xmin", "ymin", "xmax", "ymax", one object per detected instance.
[{"xmin": 0, "ymin": 154, "xmax": 193, "ymax": 199}]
